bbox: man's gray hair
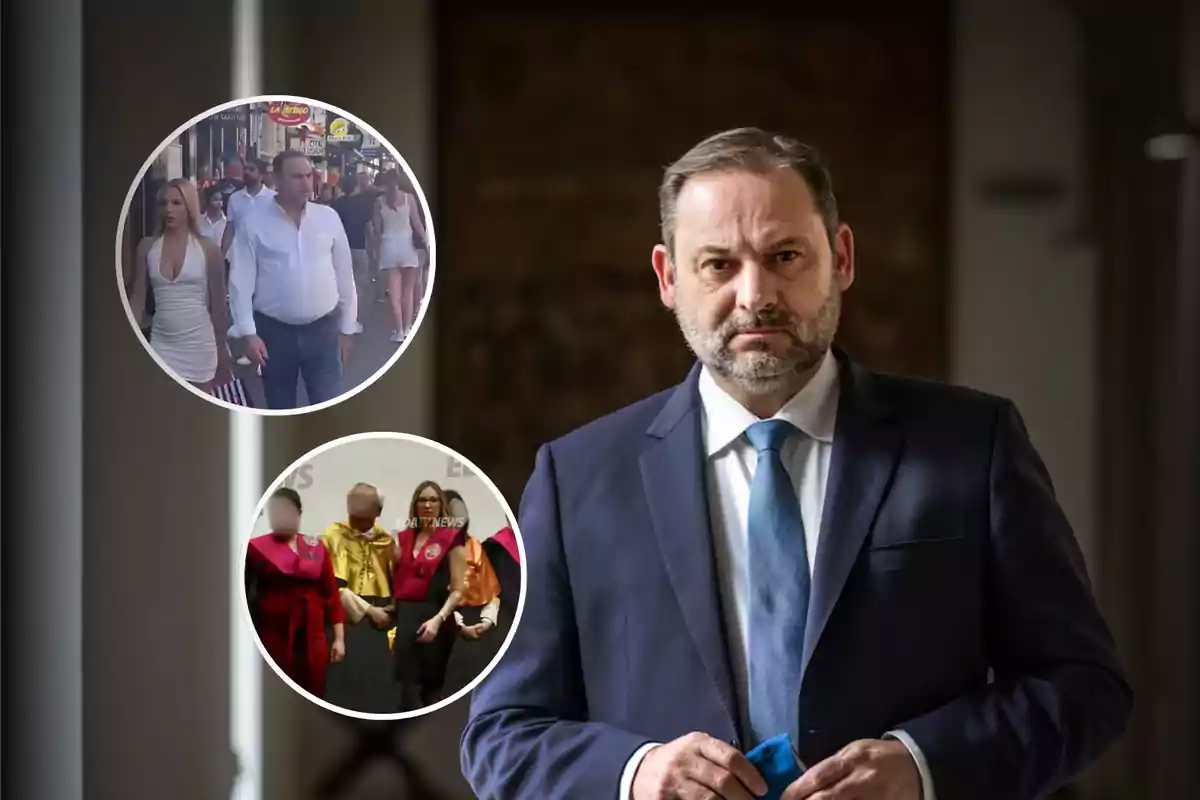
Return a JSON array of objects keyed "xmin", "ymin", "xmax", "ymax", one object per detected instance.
[
  {"xmin": 658, "ymin": 127, "xmax": 840, "ymax": 254},
  {"xmin": 349, "ymin": 482, "xmax": 384, "ymax": 512}
]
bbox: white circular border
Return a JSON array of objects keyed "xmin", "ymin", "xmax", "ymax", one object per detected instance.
[
  {"xmin": 239, "ymin": 432, "xmax": 528, "ymax": 721},
  {"xmin": 113, "ymin": 95, "xmax": 438, "ymax": 417}
]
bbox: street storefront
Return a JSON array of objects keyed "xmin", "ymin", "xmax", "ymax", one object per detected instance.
[
  {"xmin": 122, "ymin": 101, "xmax": 407, "ymax": 292},
  {"xmin": 126, "ymin": 105, "xmax": 256, "ymax": 252}
]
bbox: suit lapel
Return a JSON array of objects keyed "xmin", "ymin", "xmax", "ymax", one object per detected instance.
[
  {"xmin": 802, "ymin": 357, "xmax": 903, "ymax": 677},
  {"xmin": 640, "ymin": 366, "xmax": 740, "ymax": 740}
]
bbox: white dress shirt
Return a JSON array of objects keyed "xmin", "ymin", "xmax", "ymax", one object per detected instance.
[
  {"xmin": 225, "ymin": 184, "xmax": 276, "ymax": 228},
  {"xmin": 618, "ymin": 350, "xmax": 937, "ymax": 800},
  {"xmin": 228, "ymin": 199, "xmax": 358, "ymax": 337},
  {"xmin": 198, "ymin": 211, "xmax": 226, "ymax": 249}
]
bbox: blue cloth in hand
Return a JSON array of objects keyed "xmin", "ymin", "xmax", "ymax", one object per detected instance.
[{"xmin": 745, "ymin": 734, "xmax": 805, "ymax": 800}]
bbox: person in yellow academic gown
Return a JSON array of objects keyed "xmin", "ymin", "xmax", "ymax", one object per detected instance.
[{"xmin": 320, "ymin": 482, "xmax": 399, "ymax": 713}]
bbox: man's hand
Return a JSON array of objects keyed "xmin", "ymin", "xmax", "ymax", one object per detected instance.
[
  {"xmin": 460, "ymin": 620, "xmax": 494, "ymax": 641},
  {"xmin": 632, "ymin": 732, "xmax": 767, "ymax": 800},
  {"xmin": 244, "ymin": 335, "xmax": 268, "ymax": 365},
  {"xmin": 782, "ymin": 739, "xmax": 920, "ymax": 800},
  {"xmin": 329, "ymin": 638, "xmax": 346, "ymax": 664},
  {"xmin": 365, "ymin": 606, "xmax": 391, "ymax": 628}
]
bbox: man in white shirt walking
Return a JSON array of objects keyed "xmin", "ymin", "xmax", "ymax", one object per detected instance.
[
  {"xmin": 221, "ymin": 156, "xmax": 275, "ymax": 256},
  {"xmin": 228, "ymin": 150, "xmax": 358, "ymax": 409}
]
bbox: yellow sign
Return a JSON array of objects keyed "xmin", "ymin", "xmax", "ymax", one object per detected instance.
[{"xmin": 327, "ymin": 117, "xmax": 359, "ymax": 144}]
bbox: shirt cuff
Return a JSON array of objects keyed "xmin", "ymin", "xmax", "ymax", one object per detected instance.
[
  {"xmin": 339, "ymin": 301, "xmax": 357, "ymax": 336},
  {"xmin": 230, "ymin": 319, "xmax": 256, "ymax": 338},
  {"xmin": 618, "ymin": 742, "xmax": 660, "ymax": 800},
  {"xmin": 884, "ymin": 729, "xmax": 936, "ymax": 800},
  {"xmin": 480, "ymin": 604, "xmax": 499, "ymax": 627}
]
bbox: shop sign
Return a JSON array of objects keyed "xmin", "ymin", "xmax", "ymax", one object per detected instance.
[
  {"xmin": 213, "ymin": 108, "xmax": 249, "ymax": 123},
  {"xmin": 300, "ymin": 136, "xmax": 326, "ymax": 157},
  {"xmin": 327, "ymin": 117, "xmax": 360, "ymax": 144},
  {"xmin": 267, "ymin": 101, "xmax": 311, "ymax": 126}
]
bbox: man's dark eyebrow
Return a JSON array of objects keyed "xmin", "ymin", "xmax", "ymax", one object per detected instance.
[
  {"xmin": 767, "ymin": 236, "xmax": 804, "ymax": 250},
  {"xmin": 694, "ymin": 237, "xmax": 808, "ymax": 257}
]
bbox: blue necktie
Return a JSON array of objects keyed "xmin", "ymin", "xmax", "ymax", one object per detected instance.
[{"xmin": 745, "ymin": 419, "xmax": 811, "ymax": 747}]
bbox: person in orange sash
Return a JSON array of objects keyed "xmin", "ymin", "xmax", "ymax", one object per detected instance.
[
  {"xmin": 391, "ymin": 480, "xmax": 469, "ymax": 710},
  {"xmin": 245, "ymin": 487, "xmax": 346, "ymax": 698},
  {"xmin": 439, "ymin": 490, "xmax": 501, "ymax": 695},
  {"xmin": 444, "ymin": 490, "xmax": 501, "ymax": 642}
]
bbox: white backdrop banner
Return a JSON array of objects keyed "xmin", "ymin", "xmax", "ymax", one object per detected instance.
[{"xmin": 251, "ymin": 438, "xmax": 509, "ymax": 541}]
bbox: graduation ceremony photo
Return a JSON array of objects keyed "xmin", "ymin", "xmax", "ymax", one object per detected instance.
[{"xmin": 241, "ymin": 433, "xmax": 523, "ymax": 718}]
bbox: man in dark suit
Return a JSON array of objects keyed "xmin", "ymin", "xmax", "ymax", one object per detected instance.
[{"xmin": 461, "ymin": 128, "xmax": 1131, "ymax": 800}]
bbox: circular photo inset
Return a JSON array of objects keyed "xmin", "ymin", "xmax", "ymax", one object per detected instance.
[
  {"xmin": 241, "ymin": 433, "xmax": 525, "ymax": 720},
  {"xmin": 116, "ymin": 96, "xmax": 436, "ymax": 414}
]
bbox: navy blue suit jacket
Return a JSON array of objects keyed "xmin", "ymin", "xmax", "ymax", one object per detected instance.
[{"xmin": 462, "ymin": 353, "xmax": 1131, "ymax": 800}]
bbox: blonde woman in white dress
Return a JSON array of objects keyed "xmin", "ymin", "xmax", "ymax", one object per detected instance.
[
  {"xmin": 128, "ymin": 178, "xmax": 232, "ymax": 391},
  {"xmin": 371, "ymin": 170, "xmax": 428, "ymax": 343}
]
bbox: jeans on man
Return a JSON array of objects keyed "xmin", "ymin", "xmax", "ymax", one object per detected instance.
[{"xmin": 255, "ymin": 309, "xmax": 341, "ymax": 409}]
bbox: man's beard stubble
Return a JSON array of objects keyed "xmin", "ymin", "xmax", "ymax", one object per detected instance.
[{"xmin": 674, "ymin": 283, "xmax": 842, "ymax": 396}]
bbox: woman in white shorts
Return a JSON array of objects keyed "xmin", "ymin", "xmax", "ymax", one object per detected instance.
[{"xmin": 372, "ymin": 170, "xmax": 427, "ymax": 343}]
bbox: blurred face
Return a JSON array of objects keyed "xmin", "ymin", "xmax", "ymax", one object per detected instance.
[
  {"xmin": 346, "ymin": 488, "xmax": 380, "ymax": 532},
  {"xmin": 206, "ymin": 193, "xmax": 223, "ymax": 215},
  {"xmin": 244, "ymin": 163, "xmax": 262, "ymax": 188},
  {"xmin": 447, "ymin": 498, "xmax": 469, "ymax": 531},
  {"xmin": 356, "ymin": 171, "xmax": 371, "ymax": 192},
  {"xmin": 277, "ymin": 156, "xmax": 314, "ymax": 205},
  {"xmin": 226, "ymin": 161, "xmax": 244, "ymax": 183},
  {"xmin": 267, "ymin": 497, "xmax": 301, "ymax": 534},
  {"xmin": 652, "ymin": 168, "xmax": 854, "ymax": 402},
  {"xmin": 416, "ymin": 486, "xmax": 441, "ymax": 525},
  {"xmin": 160, "ymin": 186, "xmax": 188, "ymax": 231},
  {"xmin": 263, "ymin": 171, "xmax": 275, "ymax": 189},
  {"xmin": 386, "ymin": 183, "xmax": 401, "ymax": 203}
]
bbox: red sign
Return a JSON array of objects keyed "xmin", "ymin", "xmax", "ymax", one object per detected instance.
[{"xmin": 267, "ymin": 101, "xmax": 311, "ymax": 126}]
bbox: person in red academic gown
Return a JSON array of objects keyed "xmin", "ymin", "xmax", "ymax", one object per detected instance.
[
  {"xmin": 245, "ymin": 487, "xmax": 346, "ymax": 698},
  {"xmin": 391, "ymin": 479, "xmax": 469, "ymax": 710}
]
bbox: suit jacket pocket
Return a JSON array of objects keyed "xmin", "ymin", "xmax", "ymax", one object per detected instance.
[{"xmin": 865, "ymin": 534, "xmax": 966, "ymax": 573}]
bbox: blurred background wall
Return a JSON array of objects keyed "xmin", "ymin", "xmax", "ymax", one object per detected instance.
[
  {"xmin": 8, "ymin": 0, "xmax": 1191, "ymax": 798},
  {"xmin": 435, "ymin": 0, "xmax": 952, "ymax": 502}
]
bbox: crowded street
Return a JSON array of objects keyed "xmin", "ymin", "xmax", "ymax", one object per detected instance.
[{"xmin": 121, "ymin": 99, "xmax": 431, "ymax": 410}]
